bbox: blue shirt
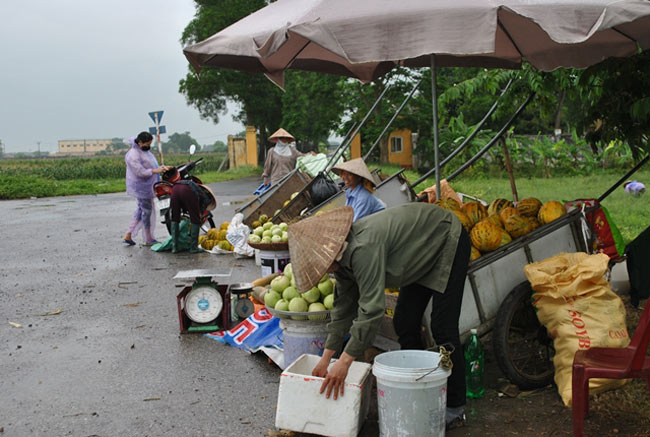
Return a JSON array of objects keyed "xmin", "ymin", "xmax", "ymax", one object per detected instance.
[{"xmin": 345, "ymin": 184, "xmax": 385, "ymax": 222}]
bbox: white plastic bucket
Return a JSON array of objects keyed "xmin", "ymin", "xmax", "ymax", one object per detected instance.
[
  {"xmin": 259, "ymin": 249, "xmax": 290, "ymax": 277},
  {"xmin": 280, "ymin": 319, "xmax": 329, "ymax": 367},
  {"xmin": 372, "ymin": 350, "xmax": 451, "ymax": 436}
]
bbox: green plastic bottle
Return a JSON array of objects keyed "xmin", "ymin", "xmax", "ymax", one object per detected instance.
[{"xmin": 464, "ymin": 328, "xmax": 485, "ymax": 398}]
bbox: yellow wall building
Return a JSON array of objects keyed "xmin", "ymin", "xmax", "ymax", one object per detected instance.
[
  {"xmin": 58, "ymin": 139, "xmax": 112, "ymax": 155},
  {"xmin": 387, "ymin": 128, "xmax": 413, "ymax": 167},
  {"xmin": 348, "ymin": 129, "xmax": 414, "ymax": 167},
  {"xmin": 228, "ymin": 126, "xmax": 258, "ymax": 168}
]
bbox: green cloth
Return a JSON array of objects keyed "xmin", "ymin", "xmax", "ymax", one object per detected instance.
[
  {"xmin": 326, "ymin": 203, "xmax": 462, "ymax": 357},
  {"xmin": 151, "ymin": 220, "xmax": 194, "ymax": 252}
]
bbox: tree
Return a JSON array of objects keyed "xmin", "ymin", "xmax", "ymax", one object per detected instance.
[
  {"xmin": 212, "ymin": 140, "xmax": 227, "ymax": 152},
  {"xmin": 107, "ymin": 137, "xmax": 128, "ymax": 154},
  {"xmin": 202, "ymin": 140, "xmax": 227, "ymax": 153},
  {"xmin": 280, "ymin": 71, "xmax": 346, "ymax": 152},
  {"xmin": 180, "ymin": 0, "xmax": 282, "ymax": 149},
  {"xmin": 180, "ymin": 1, "xmax": 348, "ymax": 158},
  {"xmin": 162, "ymin": 132, "xmax": 200, "ymax": 154},
  {"xmin": 568, "ymin": 51, "xmax": 650, "ymax": 159}
]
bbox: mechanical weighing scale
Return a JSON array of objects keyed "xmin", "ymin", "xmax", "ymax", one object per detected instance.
[
  {"xmin": 229, "ymin": 282, "xmax": 256, "ymax": 322},
  {"xmin": 174, "ymin": 269, "xmax": 233, "ymax": 334}
]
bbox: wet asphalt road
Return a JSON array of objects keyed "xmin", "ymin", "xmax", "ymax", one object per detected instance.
[{"xmin": 0, "ymin": 177, "xmax": 316, "ymax": 437}]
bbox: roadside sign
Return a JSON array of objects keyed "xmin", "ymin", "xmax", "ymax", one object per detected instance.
[
  {"xmin": 158, "ymin": 125, "xmax": 166, "ymax": 134},
  {"xmin": 149, "ymin": 111, "xmax": 164, "ymax": 123},
  {"xmin": 148, "ymin": 125, "xmax": 166, "ymax": 135}
]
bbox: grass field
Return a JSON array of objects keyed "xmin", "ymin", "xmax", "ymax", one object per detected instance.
[
  {"xmin": 0, "ymin": 154, "xmax": 260, "ymax": 200},
  {"xmin": 373, "ymin": 164, "xmax": 649, "ymax": 244}
]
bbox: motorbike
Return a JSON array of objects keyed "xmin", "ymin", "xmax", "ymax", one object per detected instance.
[{"xmin": 153, "ymin": 146, "xmax": 216, "ymax": 235}]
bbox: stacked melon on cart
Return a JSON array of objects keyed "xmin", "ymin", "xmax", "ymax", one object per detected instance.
[{"xmin": 436, "ymin": 197, "xmax": 567, "ymax": 260}]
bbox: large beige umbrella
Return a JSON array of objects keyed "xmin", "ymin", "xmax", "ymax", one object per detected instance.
[
  {"xmin": 184, "ymin": 0, "xmax": 650, "ymax": 192},
  {"xmin": 185, "ymin": 0, "xmax": 650, "ymax": 84}
]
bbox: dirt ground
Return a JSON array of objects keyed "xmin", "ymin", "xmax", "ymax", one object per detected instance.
[{"xmin": 444, "ymin": 294, "xmax": 650, "ymax": 436}]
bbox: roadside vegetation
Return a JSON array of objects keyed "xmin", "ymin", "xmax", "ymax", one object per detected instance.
[{"xmin": 0, "ymin": 153, "xmax": 260, "ymax": 200}]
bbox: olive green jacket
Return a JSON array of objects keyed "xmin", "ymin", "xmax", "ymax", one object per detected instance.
[{"xmin": 326, "ymin": 203, "xmax": 462, "ymax": 357}]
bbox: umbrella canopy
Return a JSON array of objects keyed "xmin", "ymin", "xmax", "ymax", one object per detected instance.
[
  {"xmin": 184, "ymin": 0, "xmax": 650, "ymax": 86},
  {"xmin": 183, "ymin": 0, "xmax": 650, "ymax": 194}
]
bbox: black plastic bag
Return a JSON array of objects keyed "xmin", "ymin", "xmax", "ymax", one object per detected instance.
[{"xmin": 310, "ymin": 172, "xmax": 339, "ymax": 206}]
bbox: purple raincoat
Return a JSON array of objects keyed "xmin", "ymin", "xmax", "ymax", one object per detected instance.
[
  {"xmin": 125, "ymin": 137, "xmax": 160, "ymax": 241},
  {"xmin": 125, "ymin": 137, "xmax": 160, "ymax": 199}
]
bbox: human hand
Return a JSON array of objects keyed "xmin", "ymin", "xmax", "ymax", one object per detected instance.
[
  {"xmin": 319, "ymin": 352, "xmax": 353, "ymax": 400},
  {"xmin": 312, "ymin": 356, "xmax": 330, "ymax": 378}
]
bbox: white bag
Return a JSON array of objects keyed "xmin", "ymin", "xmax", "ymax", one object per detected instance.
[{"xmin": 226, "ymin": 213, "xmax": 255, "ymax": 258}]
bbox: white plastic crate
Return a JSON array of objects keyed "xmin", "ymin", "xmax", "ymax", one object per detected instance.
[{"xmin": 275, "ymin": 354, "xmax": 372, "ymax": 437}]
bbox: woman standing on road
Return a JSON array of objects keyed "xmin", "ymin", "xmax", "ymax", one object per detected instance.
[
  {"xmin": 123, "ymin": 132, "xmax": 170, "ymax": 246},
  {"xmin": 262, "ymin": 128, "xmax": 306, "ymax": 186}
]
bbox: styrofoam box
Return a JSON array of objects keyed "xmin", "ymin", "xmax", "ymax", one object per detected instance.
[{"xmin": 275, "ymin": 354, "xmax": 372, "ymax": 437}]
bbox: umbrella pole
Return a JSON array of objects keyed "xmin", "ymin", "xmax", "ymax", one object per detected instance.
[{"xmin": 431, "ymin": 55, "xmax": 441, "ymax": 197}]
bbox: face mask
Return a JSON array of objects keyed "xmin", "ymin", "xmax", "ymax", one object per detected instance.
[{"xmin": 141, "ymin": 145, "xmax": 151, "ymax": 151}]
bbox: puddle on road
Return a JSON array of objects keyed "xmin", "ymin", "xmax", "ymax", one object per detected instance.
[
  {"xmin": 222, "ymin": 197, "xmax": 254, "ymax": 206},
  {"xmin": 15, "ymin": 204, "xmax": 56, "ymax": 210}
]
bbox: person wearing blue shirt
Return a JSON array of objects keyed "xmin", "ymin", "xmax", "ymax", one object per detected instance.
[{"xmin": 332, "ymin": 158, "xmax": 385, "ymax": 221}]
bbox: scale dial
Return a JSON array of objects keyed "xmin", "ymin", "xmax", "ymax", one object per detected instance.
[
  {"xmin": 185, "ymin": 285, "xmax": 223, "ymax": 324},
  {"xmin": 235, "ymin": 297, "xmax": 254, "ymax": 319}
]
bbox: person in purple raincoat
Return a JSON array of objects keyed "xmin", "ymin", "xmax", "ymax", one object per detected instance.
[{"xmin": 122, "ymin": 132, "xmax": 171, "ymax": 246}]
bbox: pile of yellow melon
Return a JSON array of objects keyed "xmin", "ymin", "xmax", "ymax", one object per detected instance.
[
  {"xmin": 199, "ymin": 222, "xmax": 234, "ymax": 251},
  {"xmin": 435, "ymin": 197, "xmax": 567, "ymax": 261}
]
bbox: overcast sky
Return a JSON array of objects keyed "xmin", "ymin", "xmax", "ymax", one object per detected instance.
[{"xmin": 0, "ymin": 0, "xmax": 244, "ymax": 153}]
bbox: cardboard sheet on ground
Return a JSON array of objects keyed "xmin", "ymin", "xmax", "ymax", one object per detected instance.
[{"xmin": 205, "ymin": 308, "xmax": 285, "ymax": 368}]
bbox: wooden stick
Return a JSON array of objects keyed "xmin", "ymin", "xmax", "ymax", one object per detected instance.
[{"xmin": 501, "ymin": 137, "xmax": 518, "ymax": 202}]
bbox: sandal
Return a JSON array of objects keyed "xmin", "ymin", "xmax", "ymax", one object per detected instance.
[
  {"xmin": 123, "ymin": 239, "xmax": 136, "ymax": 246},
  {"xmin": 142, "ymin": 240, "xmax": 159, "ymax": 246}
]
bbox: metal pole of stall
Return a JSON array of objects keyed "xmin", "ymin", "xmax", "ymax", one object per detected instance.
[
  {"xmin": 409, "ymin": 78, "xmax": 514, "ymax": 189},
  {"xmin": 363, "ymin": 78, "xmax": 423, "ymax": 161},
  {"xmin": 325, "ymin": 84, "xmax": 391, "ymax": 171},
  {"xmin": 446, "ymin": 92, "xmax": 536, "ymax": 182},
  {"xmin": 598, "ymin": 155, "xmax": 649, "ymax": 202}
]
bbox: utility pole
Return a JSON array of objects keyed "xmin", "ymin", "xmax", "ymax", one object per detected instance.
[{"xmin": 37, "ymin": 141, "xmax": 41, "ymax": 157}]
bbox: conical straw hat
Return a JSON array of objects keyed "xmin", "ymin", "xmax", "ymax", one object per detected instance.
[
  {"xmin": 331, "ymin": 158, "xmax": 376, "ymax": 186},
  {"xmin": 288, "ymin": 206, "xmax": 354, "ymax": 292},
  {"xmin": 198, "ymin": 184, "xmax": 217, "ymax": 211},
  {"xmin": 269, "ymin": 128, "xmax": 295, "ymax": 143}
]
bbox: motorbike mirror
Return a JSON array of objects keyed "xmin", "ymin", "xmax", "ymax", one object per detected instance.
[{"xmin": 189, "ymin": 144, "xmax": 196, "ymax": 156}]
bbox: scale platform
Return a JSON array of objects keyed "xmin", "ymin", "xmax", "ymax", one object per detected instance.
[
  {"xmin": 175, "ymin": 269, "xmax": 233, "ymax": 334},
  {"xmin": 173, "ymin": 268, "xmax": 233, "ymax": 281}
]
